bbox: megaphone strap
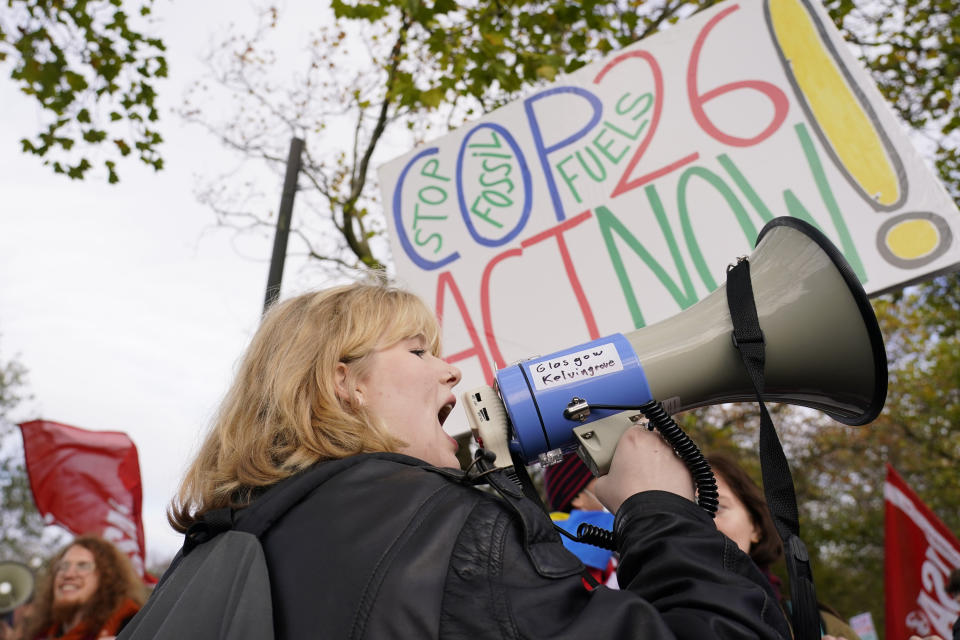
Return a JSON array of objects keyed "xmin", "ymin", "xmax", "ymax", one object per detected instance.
[
  {"xmin": 726, "ymin": 256, "xmax": 766, "ymax": 391},
  {"xmin": 726, "ymin": 256, "xmax": 821, "ymax": 640}
]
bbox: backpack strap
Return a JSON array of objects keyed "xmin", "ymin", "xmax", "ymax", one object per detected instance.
[
  {"xmin": 177, "ymin": 455, "xmax": 378, "ymax": 556},
  {"xmin": 231, "ymin": 453, "xmax": 419, "ymax": 536},
  {"xmin": 156, "ymin": 507, "xmax": 237, "ymax": 586},
  {"xmin": 129, "ymin": 454, "xmax": 445, "ymax": 640},
  {"xmin": 183, "ymin": 508, "xmax": 233, "ymax": 555}
]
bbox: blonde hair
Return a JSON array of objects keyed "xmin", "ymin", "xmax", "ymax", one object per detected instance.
[{"xmin": 169, "ymin": 282, "xmax": 441, "ymax": 532}]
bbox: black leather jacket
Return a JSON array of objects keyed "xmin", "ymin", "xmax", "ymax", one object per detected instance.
[{"xmin": 259, "ymin": 452, "xmax": 790, "ymax": 639}]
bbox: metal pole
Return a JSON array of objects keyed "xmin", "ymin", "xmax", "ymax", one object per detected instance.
[{"xmin": 263, "ymin": 137, "xmax": 305, "ymax": 314}]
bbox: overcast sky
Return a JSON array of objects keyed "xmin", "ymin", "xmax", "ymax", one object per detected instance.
[{"xmin": 0, "ymin": 0, "xmax": 346, "ymax": 563}]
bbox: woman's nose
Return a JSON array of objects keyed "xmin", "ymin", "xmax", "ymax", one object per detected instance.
[{"xmin": 445, "ymin": 362, "xmax": 462, "ymax": 385}]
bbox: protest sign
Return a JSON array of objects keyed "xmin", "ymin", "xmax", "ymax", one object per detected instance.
[{"xmin": 379, "ymin": 0, "xmax": 960, "ymax": 432}]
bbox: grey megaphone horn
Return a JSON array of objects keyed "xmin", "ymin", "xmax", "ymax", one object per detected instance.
[
  {"xmin": 0, "ymin": 561, "xmax": 34, "ymax": 615},
  {"xmin": 462, "ymin": 216, "xmax": 887, "ymax": 475}
]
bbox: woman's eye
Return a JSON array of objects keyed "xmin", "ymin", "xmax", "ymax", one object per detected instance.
[{"xmin": 411, "ymin": 349, "xmax": 426, "ymax": 358}]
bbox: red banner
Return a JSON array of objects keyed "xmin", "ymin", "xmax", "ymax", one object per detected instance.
[
  {"xmin": 884, "ymin": 463, "xmax": 960, "ymax": 640},
  {"xmin": 18, "ymin": 420, "xmax": 155, "ymax": 583}
]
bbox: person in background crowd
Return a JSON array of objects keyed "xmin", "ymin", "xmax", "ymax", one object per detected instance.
[
  {"xmin": 708, "ymin": 452, "xmax": 863, "ymax": 640},
  {"xmin": 21, "ymin": 537, "xmax": 145, "ymax": 640},
  {"xmin": 946, "ymin": 568, "xmax": 960, "ymax": 640},
  {"xmin": 543, "ymin": 453, "xmax": 618, "ymax": 587},
  {"xmin": 708, "ymin": 452, "xmax": 945, "ymax": 640},
  {"xmin": 165, "ymin": 282, "xmax": 792, "ymax": 639},
  {"xmin": 707, "ymin": 455, "xmax": 788, "ymax": 593}
]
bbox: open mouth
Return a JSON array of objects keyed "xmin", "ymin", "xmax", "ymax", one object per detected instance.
[{"xmin": 438, "ymin": 402, "xmax": 455, "ymax": 425}]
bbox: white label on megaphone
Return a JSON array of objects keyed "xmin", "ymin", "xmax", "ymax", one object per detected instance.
[
  {"xmin": 528, "ymin": 342, "xmax": 623, "ymax": 391},
  {"xmin": 530, "ymin": 342, "xmax": 625, "ymax": 391}
]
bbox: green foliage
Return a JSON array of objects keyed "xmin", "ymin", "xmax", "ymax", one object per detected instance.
[
  {"xmin": 875, "ymin": 281, "xmax": 960, "ymax": 529},
  {"xmin": 333, "ymin": 0, "xmax": 696, "ymax": 113},
  {"xmin": 0, "ymin": 0, "xmax": 168, "ymax": 182},
  {"xmin": 185, "ymin": 1, "xmax": 715, "ymax": 274}
]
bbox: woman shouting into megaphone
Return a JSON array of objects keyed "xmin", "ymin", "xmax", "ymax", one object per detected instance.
[{"xmin": 149, "ymin": 281, "xmax": 793, "ymax": 639}]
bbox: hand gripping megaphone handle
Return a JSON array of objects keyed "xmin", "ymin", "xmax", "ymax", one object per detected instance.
[{"xmin": 568, "ymin": 397, "xmax": 718, "ymax": 515}]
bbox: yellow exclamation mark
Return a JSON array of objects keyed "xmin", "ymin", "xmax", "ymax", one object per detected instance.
[
  {"xmin": 767, "ymin": 0, "xmax": 951, "ymax": 268},
  {"xmin": 766, "ymin": 0, "xmax": 904, "ymax": 209}
]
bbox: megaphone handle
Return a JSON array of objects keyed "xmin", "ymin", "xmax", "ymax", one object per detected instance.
[{"xmin": 571, "ymin": 399, "xmax": 720, "ymax": 516}]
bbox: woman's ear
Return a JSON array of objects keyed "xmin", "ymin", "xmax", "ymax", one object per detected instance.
[
  {"xmin": 334, "ymin": 362, "xmax": 353, "ymax": 403},
  {"xmin": 335, "ymin": 362, "xmax": 365, "ymax": 405}
]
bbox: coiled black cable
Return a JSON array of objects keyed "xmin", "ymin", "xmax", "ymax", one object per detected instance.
[
  {"xmin": 554, "ymin": 520, "xmax": 617, "ymax": 551},
  {"xmin": 576, "ymin": 522, "xmax": 617, "ymax": 551},
  {"xmin": 636, "ymin": 399, "xmax": 719, "ymax": 516}
]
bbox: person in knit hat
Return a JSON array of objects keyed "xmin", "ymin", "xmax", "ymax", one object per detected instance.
[{"xmin": 544, "ymin": 453, "xmax": 602, "ymax": 513}]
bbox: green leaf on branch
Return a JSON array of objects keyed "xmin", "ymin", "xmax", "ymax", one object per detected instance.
[
  {"xmin": 482, "ymin": 32, "xmax": 505, "ymax": 46},
  {"xmin": 536, "ymin": 65, "xmax": 557, "ymax": 81},
  {"xmin": 66, "ymin": 158, "xmax": 93, "ymax": 179},
  {"xmin": 82, "ymin": 129, "xmax": 107, "ymax": 143},
  {"xmin": 4, "ymin": 0, "xmax": 167, "ymax": 183},
  {"xmin": 420, "ymin": 87, "xmax": 445, "ymax": 108}
]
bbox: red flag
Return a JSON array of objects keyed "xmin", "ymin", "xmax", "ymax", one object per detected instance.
[
  {"xmin": 884, "ymin": 463, "xmax": 960, "ymax": 640},
  {"xmin": 18, "ymin": 420, "xmax": 156, "ymax": 583}
]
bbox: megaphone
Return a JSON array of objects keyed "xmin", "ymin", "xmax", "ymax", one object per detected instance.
[
  {"xmin": 463, "ymin": 216, "xmax": 887, "ymax": 475},
  {"xmin": 0, "ymin": 561, "xmax": 34, "ymax": 615}
]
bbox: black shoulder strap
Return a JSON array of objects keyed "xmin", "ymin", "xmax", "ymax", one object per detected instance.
[
  {"xmin": 183, "ymin": 455, "xmax": 378, "ymax": 554},
  {"xmin": 233, "ymin": 454, "xmax": 408, "ymax": 536},
  {"xmin": 183, "ymin": 508, "xmax": 233, "ymax": 556},
  {"xmin": 726, "ymin": 257, "xmax": 820, "ymax": 640},
  {"xmin": 163, "ymin": 455, "xmax": 414, "ymax": 590}
]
